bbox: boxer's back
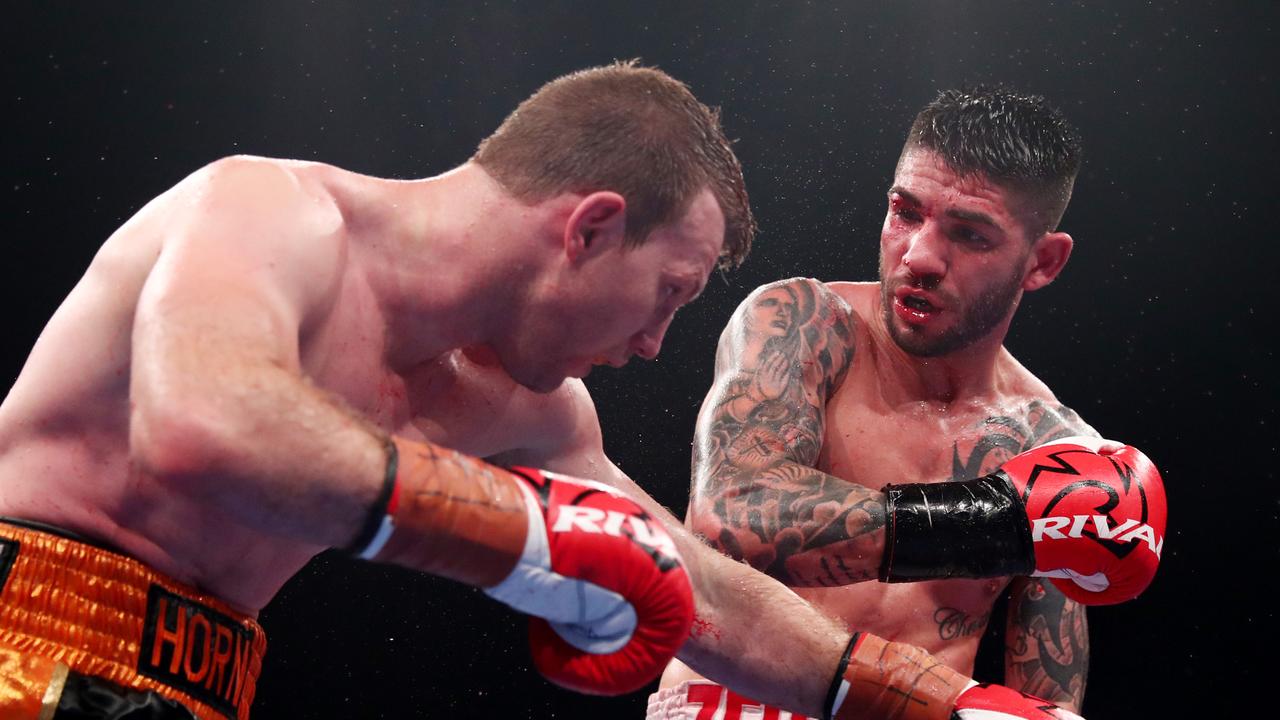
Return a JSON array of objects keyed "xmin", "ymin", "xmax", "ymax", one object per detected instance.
[{"xmin": 0, "ymin": 157, "xmax": 402, "ymax": 611}]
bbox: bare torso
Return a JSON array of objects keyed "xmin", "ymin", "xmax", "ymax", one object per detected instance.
[
  {"xmin": 665, "ymin": 280, "xmax": 1088, "ymax": 687},
  {"xmin": 0, "ymin": 158, "xmax": 571, "ymax": 614}
]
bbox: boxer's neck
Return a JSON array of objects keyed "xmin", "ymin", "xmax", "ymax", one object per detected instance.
[{"xmin": 354, "ymin": 162, "xmax": 573, "ymax": 371}]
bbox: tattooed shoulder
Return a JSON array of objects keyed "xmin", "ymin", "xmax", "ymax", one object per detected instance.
[
  {"xmin": 732, "ymin": 278, "xmax": 858, "ymax": 393},
  {"xmin": 950, "ymin": 400, "xmax": 1098, "ymax": 481},
  {"xmin": 1024, "ymin": 400, "xmax": 1098, "ymax": 444},
  {"xmin": 698, "ymin": 279, "xmax": 859, "ymax": 474}
]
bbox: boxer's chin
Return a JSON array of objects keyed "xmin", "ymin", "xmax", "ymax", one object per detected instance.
[{"xmin": 522, "ymin": 372, "xmax": 569, "ymax": 394}]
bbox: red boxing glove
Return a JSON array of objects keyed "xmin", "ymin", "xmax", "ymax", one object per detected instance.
[
  {"xmin": 1001, "ymin": 436, "xmax": 1167, "ymax": 604},
  {"xmin": 952, "ymin": 683, "xmax": 1084, "ymax": 720},
  {"xmin": 485, "ymin": 468, "xmax": 695, "ymax": 695},
  {"xmin": 882, "ymin": 436, "xmax": 1166, "ymax": 606}
]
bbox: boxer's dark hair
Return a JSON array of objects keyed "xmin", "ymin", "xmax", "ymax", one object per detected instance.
[
  {"xmin": 473, "ymin": 60, "xmax": 754, "ymax": 268},
  {"xmin": 901, "ymin": 85, "xmax": 1082, "ymax": 237}
]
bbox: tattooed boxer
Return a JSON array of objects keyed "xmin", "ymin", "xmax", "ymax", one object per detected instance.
[{"xmin": 655, "ymin": 87, "xmax": 1166, "ymax": 720}]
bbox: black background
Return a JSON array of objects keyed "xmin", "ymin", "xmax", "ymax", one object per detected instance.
[{"xmin": 5, "ymin": 2, "xmax": 1276, "ymax": 717}]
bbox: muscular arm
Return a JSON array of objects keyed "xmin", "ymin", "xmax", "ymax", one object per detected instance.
[
  {"xmin": 129, "ymin": 157, "xmax": 386, "ymax": 549},
  {"xmin": 992, "ymin": 404, "xmax": 1096, "ymax": 714},
  {"xmin": 946, "ymin": 402, "xmax": 1098, "ymax": 712},
  {"xmin": 493, "ymin": 380, "xmax": 847, "ymax": 716},
  {"xmin": 497, "ymin": 382, "xmax": 1102, "ymax": 716},
  {"xmin": 1005, "ymin": 577, "xmax": 1089, "ymax": 713},
  {"xmin": 687, "ymin": 278, "xmax": 887, "ymax": 587}
]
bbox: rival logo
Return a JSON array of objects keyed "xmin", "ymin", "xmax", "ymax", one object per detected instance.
[
  {"xmin": 137, "ymin": 585, "xmax": 257, "ymax": 717},
  {"xmin": 552, "ymin": 506, "xmax": 680, "ymax": 563},
  {"xmin": 1031, "ymin": 515, "xmax": 1164, "ymax": 559}
]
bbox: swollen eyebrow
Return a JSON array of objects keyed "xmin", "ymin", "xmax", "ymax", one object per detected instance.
[{"xmin": 888, "ymin": 187, "xmax": 919, "ymax": 204}]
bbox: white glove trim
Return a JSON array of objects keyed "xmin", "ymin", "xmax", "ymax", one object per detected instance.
[
  {"xmin": 484, "ymin": 478, "xmax": 637, "ymax": 655},
  {"xmin": 1032, "ymin": 567, "xmax": 1111, "ymax": 592}
]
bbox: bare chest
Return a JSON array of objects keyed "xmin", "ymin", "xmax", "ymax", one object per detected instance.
[
  {"xmin": 806, "ymin": 374, "xmax": 1065, "ymax": 657},
  {"xmin": 818, "ymin": 385, "xmax": 1029, "ymax": 491},
  {"xmin": 796, "ymin": 577, "xmax": 1004, "ymax": 672}
]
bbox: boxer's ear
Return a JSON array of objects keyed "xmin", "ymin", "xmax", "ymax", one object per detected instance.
[
  {"xmin": 1022, "ymin": 231, "xmax": 1072, "ymax": 291},
  {"xmin": 564, "ymin": 192, "xmax": 626, "ymax": 263}
]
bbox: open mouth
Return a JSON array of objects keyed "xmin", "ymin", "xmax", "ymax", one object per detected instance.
[
  {"xmin": 894, "ymin": 291, "xmax": 941, "ymax": 324},
  {"xmin": 901, "ymin": 295, "xmax": 935, "ymax": 313}
]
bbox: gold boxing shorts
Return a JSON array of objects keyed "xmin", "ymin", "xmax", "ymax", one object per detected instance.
[{"xmin": 0, "ymin": 520, "xmax": 266, "ymax": 719}]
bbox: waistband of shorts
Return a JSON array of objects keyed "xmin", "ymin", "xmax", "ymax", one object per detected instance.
[
  {"xmin": 647, "ymin": 680, "xmax": 812, "ymax": 720},
  {"xmin": 0, "ymin": 519, "xmax": 267, "ymax": 720}
]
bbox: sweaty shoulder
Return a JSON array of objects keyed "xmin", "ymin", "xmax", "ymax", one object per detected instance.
[
  {"xmin": 140, "ymin": 156, "xmax": 354, "ymax": 323},
  {"xmin": 823, "ymin": 281, "xmax": 878, "ymax": 320},
  {"xmin": 996, "ymin": 349, "xmax": 1062, "ymax": 405},
  {"xmin": 182, "ymin": 155, "xmax": 345, "ymax": 235},
  {"xmin": 996, "ymin": 351, "xmax": 1100, "ymax": 441}
]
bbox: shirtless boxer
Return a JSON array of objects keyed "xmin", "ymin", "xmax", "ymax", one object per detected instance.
[
  {"xmin": 0, "ymin": 61, "xmax": 765, "ymax": 719},
  {"xmin": 0, "ymin": 61, "xmax": 1153, "ymax": 719},
  {"xmin": 656, "ymin": 87, "xmax": 1167, "ymax": 718}
]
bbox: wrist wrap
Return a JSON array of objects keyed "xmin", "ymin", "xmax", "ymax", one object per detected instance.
[
  {"xmin": 824, "ymin": 632, "xmax": 969, "ymax": 720},
  {"xmin": 341, "ymin": 437, "xmax": 529, "ymax": 587},
  {"xmin": 880, "ymin": 473, "xmax": 1035, "ymax": 582}
]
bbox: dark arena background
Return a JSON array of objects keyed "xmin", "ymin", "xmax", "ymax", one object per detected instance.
[{"xmin": 5, "ymin": 2, "xmax": 1276, "ymax": 718}]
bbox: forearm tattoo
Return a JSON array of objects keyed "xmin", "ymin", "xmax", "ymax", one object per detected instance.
[
  {"xmin": 692, "ymin": 278, "xmax": 1098, "ymax": 590},
  {"xmin": 692, "ymin": 281, "xmax": 876, "ymax": 586},
  {"xmin": 1005, "ymin": 579, "xmax": 1089, "ymax": 712}
]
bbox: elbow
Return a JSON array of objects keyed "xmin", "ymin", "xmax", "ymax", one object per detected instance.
[
  {"xmin": 688, "ymin": 509, "xmax": 756, "ymax": 567},
  {"xmin": 129, "ymin": 394, "xmax": 236, "ymax": 482},
  {"xmin": 689, "ymin": 509, "xmax": 795, "ymax": 582}
]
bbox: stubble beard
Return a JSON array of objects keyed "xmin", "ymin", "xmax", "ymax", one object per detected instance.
[{"xmin": 881, "ymin": 264, "xmax": 1025, "ymax": 358}]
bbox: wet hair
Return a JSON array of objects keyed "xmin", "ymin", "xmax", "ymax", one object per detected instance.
[
  {"xmin": 901, "ymin": 85, "xmax": 1083, "ymax": 237},
  {"xmin": 473, "ymin": 60, "xmax": 754, "ymax": 269}
]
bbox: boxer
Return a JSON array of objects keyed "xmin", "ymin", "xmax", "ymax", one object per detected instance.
[
  {"xmin": 658, "ymin": 86, "xmax": 1166, "ymax": 718},
  {"xmin": 0, "ymin": 61, "xmax": 745, "ymax": 718}
]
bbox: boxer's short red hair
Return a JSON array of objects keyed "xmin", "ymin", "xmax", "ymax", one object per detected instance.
[{"xmin": 474, "ymin": 61, "xmax": 754, "ymax": 269}]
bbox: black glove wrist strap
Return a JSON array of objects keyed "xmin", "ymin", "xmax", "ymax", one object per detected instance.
[{"xmin": 879, "ymin": 472, "xmax": 1035, "ymax": 581}]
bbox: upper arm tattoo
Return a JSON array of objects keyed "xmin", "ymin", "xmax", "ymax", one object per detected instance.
[
  {"xmin": 691, "ymin": 280, "xmax": 882, "ymax": 586},
  {"xmin": 1005, "ymin": 578, "xmax": 1089, "ymax": 712}
]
